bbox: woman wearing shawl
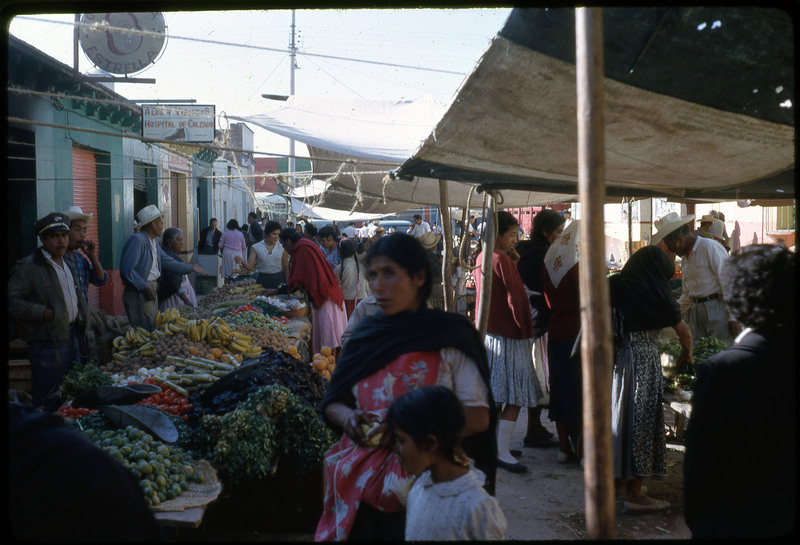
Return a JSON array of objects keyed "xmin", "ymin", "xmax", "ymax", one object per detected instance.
[
  {"xmin": 315, "ymin": 233, "xmax": 496, "ymax": 542},
  {"xmin": 157, "ymin": 228, "xmax": 197, "ymax": 309},
  {"xmin": 609, "ymin": 245, "xmax": 693, "ymax": 513},
  {"xmin": 542, "ymin": 220, "xmax": 583, "ymax": 464},
  {"xmin": 279, "ymin": 228, "xmax": 348, "ymax": 354}
]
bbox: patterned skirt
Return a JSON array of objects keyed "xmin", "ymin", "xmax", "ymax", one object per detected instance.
[
  {"xmin": 611, "ymin": 330, "xmax": 667, "ymax": 480},
  {"xmin": 484, "ymin": 334, "xmax": 541, "ymax": 407}
]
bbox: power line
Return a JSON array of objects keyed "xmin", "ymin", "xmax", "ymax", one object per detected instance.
[{"xmin": 14, "ymin": 15, "xmax": 468, "ymax": 76}]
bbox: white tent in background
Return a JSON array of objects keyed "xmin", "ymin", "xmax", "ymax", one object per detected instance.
[{"xmin": 230, "ymin": 97, "xmax": 573, "ymax": 214}]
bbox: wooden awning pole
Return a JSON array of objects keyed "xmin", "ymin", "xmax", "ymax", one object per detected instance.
[
  {"xmin": 475, "ymin": 191, "xmax": 496, "ymax": 339},
  {"xmin": 438, "ymin": 179, "xmax": 454, "ymax": 311},
  {"xmin": 575, "ymin": 7, "xmax": 616, "ymax": 539}
]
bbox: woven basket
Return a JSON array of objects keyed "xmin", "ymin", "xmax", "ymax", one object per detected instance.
[{"xmin": 151, "ymin": 459, "xmax": 222, "ymax": 512}]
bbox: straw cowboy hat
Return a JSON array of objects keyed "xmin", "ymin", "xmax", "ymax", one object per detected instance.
[
  {"xmin": 651, "ymin": 212, "xmax": 695, "ymax": 246},
  {"xmin": 63, "ymin": 205, "xmax": 93, "ymax": 224},
  {"xmin": 418, "ymin": 231, "xmax": 441, "ymax": 251},
  {"xmin": 699, "ymin": 214, "xmax": 716, "ymax": 225},
  {"xmin": 135, "ymin": 204, "xmax": 166, "ymax": 229}
]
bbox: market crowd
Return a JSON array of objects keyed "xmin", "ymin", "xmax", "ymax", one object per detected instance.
[{"xmin": 8, "ymin": 204, "xmax": 794, "ymax": 541}]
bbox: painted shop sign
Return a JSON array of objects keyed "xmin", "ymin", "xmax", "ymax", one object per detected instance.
[{"xmin": 142, "ymin": 105, "xmax": 216, "ymax": 142}]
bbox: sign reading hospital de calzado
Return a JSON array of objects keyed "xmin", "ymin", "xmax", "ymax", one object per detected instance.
[{"xmin": 142, "ymin": 105, "xmax": 216, "ymax": 143}]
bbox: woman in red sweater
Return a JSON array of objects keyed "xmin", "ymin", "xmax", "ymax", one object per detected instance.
[{"xmin": 474, "ymin": 211, "xmax": 543, "ymax": 473}]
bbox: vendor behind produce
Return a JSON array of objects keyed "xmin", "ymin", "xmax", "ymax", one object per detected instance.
[
  {"xmin": 120, "ymin": 205, "xmax": 208, "ymax": 331},
  {"xmin": 158, "ymin": 227, "xmax": 198, "ymax": 309},
  {"xmin": 8, "ymin": 212, "xmax": 89, "ymax": 412},
  {"xmin": 278, "ymin": 227, "xmax": 348, "ymax": 354},
  {"xmin": 235, "ymin": 220, "xmax": 289, "ymax": 289}
]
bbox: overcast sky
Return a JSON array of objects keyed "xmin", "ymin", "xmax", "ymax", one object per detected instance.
[{"xmin": 9, "ymin": 8, "xmax": 512, "ymax": 159}]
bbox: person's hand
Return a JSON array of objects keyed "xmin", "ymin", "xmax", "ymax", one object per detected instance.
[
  {"xmin": 342, "ymin": 409, "xmax": 373, "ymax": 445},
  {"xmin": 82, "ymin": 239, "xmax": 98, "ymax": 259},
  {"xmin": 192, "ymin": 264, "xmax": 209, "ymax": 275},
  {"xmin": 180, "ymin": 294, "xmax": 191, "ymax": 305},
  {"xmin": 728, "ymin": 320, "xmax": 743, "ymax": 338},
  {"xmin": 507, "ymin": 247, "xmax": 521, "ymax": 265},
  {"xmin": 143, "ymin": 286, "xmax": 156, "ymax": 301},
  {"xmin": 42, "ymin": 307, "xmax": 54, "ymax": 322},
  {"xmin": 265, "ymin": 288, "xmax": 279, "ymax": 296},
  {"xmin": 234, "ymin": 256, "xmax": 243, "ymax": 264}
]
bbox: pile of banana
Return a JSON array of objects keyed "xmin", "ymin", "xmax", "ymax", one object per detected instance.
[
  {"xmin": 229, "ymin": 282, "xmax": 265, "ymax": 297},
  {"xmin": 156, "ymin": 307, "xmax": 263, "ymax": 358},
  {"xmin": 205, "ymin": 322, "xmax": 263, "ymax": 358},
  {"xmin": 156, "ymin": 307, "xmax": 189, "ymax": 332},
  {"xmin": 112, "ymin": 327, "xmax": 156, "ymax": 359}
]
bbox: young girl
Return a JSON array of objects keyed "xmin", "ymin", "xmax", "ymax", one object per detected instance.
[
  {"xmin": 333, "ymin": 238, "xmax": 367, "ymax": 319},
  {"xmin": 388, "ymin": 385, "xmax": 507, "ymax": 541}
]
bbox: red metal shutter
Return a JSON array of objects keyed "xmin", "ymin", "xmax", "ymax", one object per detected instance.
[{"xmin": 72, "ymin": 147, "xmax": 101, "ymax": 308}]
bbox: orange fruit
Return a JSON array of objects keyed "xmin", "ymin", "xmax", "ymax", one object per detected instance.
[
  {"xmin": 320, "ymin": 346, "xmax": 332, "ymax": 357},
  {"xmin": 320, "ymin": 370, "xmax": 331, "ymax": 381}
]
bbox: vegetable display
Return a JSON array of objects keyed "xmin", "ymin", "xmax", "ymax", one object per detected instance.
[
  {"xmin": 194, "ymin": 385, "xmax": 336, "ymax": 484},
  {"xmin": 659, "ymin": 336, "xmax": 729, "ymax": 391},
  {"xmin": 80, "ymin": 425, "xmax": 203, "ymax": 506},
  {"xmin": 61, "ymin": 361, "xmax": 113, "ymax": 400},
  {"xmin": 134, "ymin": 378, "xmax": 194, "ymax": 421},
  {"xmin": 57, "ymin": 402, "xmax": 98, "ymax": 420},
  {"xmin": 188, "ymin": 347, "xmax": 328, "ymax": 417}
]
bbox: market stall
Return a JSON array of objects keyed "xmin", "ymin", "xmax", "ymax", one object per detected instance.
[{"xmin": 56, "ymin": 277, "xmax": 336, "ymax": 535}]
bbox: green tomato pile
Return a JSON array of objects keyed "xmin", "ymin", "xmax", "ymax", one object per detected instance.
[{"xmin": 81, "ymin": 425, "xmax": 203, "ymax": 507}]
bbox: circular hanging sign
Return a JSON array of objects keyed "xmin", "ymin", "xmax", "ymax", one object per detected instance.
[{"xmin": 79, "ymin": 12, "xmax": 166, "ymax": 75}]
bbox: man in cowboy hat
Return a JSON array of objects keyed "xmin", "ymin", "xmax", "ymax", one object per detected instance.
[
  {"xmin": 63, "ymin": 205, "xmax": 107, "ymax": 362},
  {"xmin": 8, "ymin": 212, "xmax": 89, "ymax": 411},
  {"xmin": 120, "ymin": 205, "xmax": 208, "ymax": 331},
  {"xmin": 63, "ymin": 206, "xmax": 107, "ymax": 304},
  {"xmin": 419, "ymin": 231, "xmax": 444, "ymax": 286},
  {"xmin": 407, "ymin": 213, "xmax": 432, "ymax": 238},
  {"xmin": 651, "ymin": 212, "xmax": 740, "ymax": 346}
]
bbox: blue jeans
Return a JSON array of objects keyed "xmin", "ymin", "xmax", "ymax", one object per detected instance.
[{"xmin": 27, "ymin": 324, "xmax": 82, "ymax": 411}]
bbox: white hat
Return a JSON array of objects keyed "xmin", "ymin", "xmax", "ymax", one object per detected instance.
[
  {"xmin": 418, "ymin": 231, "xmax": 441, "ymax": 251},
  {"xmin": 135, "ymin": 204, "xmax": 166, "ymax": 229},
  {"xmin": 63, "ymin": 205, "xmax": 92, "ymax": 223},
  {"xmin": 699, "ymin": 214, "xmax": 716, "ymax": 224},
  {"xmin": 651, "ymin": 212, "xmax": 695, "ymax": 246}
]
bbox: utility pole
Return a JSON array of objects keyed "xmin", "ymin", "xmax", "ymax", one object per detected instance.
[{"xmin": 289, "ymin": 9, "xmax": 297, "ymax": 188}]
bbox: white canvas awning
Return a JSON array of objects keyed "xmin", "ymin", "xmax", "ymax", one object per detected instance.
[{"xmin": 231, "ymin": 97, "xmax": 573, "ymax": 213}]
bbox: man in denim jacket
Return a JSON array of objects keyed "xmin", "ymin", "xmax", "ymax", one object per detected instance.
[
  {"xmin": 8, "ymin": 212, "xmax": 89, "ymax": 411},
  {"xmin": 120, "ymin": 205, "xmax": 207, "ymax": 331}
]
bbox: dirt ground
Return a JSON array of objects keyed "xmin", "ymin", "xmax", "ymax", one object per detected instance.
[
  {"xmin": 496, "ymin": 405, "xmax": 690, "ymax": 540},
  {"xmin": 168, "ymin": 401, "xmax": 690, "ymax": 541}
]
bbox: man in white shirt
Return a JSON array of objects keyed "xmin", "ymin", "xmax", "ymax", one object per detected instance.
[
  {"xmin": 8, "ymin": 212, "xmax": 89, "ymax": 411},
  {"xmin": 367, "ymin": 220, "xmax": 380, "ymax": 238},
  {"xmin": 342, "ymin": 222, "xmax": 359, "ymax": 239},
  {"xmin": 652, "ymin": 212, "xmax": 740, "ymax": 346},
  {"xmin": 358, "ymin": 222, "xmax": 370, "ymax": 240},
  {"xmin": 408, "ymin": 214, "xmax": 432, "ymax": 238}
]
